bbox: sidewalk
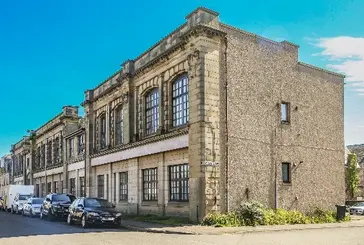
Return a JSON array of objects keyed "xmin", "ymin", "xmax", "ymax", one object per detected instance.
[{"xmin": 119, "ymin": 218, "xmax": 364, "ymax": 235}]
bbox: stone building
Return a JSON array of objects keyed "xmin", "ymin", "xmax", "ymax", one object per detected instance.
[{"xmin": 8, "ymin": 7, "xmax": 345, "ymax": 221}]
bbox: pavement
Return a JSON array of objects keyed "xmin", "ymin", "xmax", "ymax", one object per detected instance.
[
  {"xmin": 2, "ymin": 210, "xmax": 364, "ymax": 244},
  {"xmin": 119, "ymin": 216, "xmax": 364, "ymax": 235}
]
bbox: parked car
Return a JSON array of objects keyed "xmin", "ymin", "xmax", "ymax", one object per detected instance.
[
  {"xmin": 0, "ymin": 196, "xmax": 4, "ymax": 211},
  {"xmin": 67, "ymin": 197, "xmax": 122, "ymax": 228},
  {"xmin": 12, "ymin": 193, "xmax": 32, "ymax": 214},
  {"xmin": 22, "ymin": 197, "xmax": 44, "ymax": 217},
  {"xmin": 40, "ymin": 193, "xmax": 76, "ymax": 220},
  {"xmin": 349, "ymin": 202, "xmax": 364, "ymax": 215}
]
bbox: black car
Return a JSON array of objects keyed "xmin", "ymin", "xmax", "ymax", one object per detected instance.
[
  {"xmin": 67, "ymin": 197, "xmax": 122, "ymax": 228},
  {"xmin": 40, "ymin": 193, "xmax": 76, "ymax": 220}
]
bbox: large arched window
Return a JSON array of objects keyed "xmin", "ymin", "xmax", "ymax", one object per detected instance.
[
  {"xmin": 100, "ymin": 114, "xmax": 107, "ymax": 149},
  {"xmin": 172, "ymin": 75, "xmax": 189, "ymax": 127},
  {"xmin": 115, "ymin": 106, "xmax": 124, "ymax": 145},
  {"xmin": 145, "ymin": 88, "xmax": 159, "ymax": 135}
]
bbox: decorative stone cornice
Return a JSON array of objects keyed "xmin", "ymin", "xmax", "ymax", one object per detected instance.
[{"xmin": 90, "ymin": 126, "xmax": 189, "ymax": 159}]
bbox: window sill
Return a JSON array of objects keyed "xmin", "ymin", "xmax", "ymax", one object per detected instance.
[
  {"xmin": 282, "ymin": 182, "xmax": 292, "ymax": 186},
  {"xmin": 168, "ymin": 201, "xmax": 189, "ymax": 207},
  {"xmin": 141, "ymin": 201, "xmax": 158, "ymax": 206}
]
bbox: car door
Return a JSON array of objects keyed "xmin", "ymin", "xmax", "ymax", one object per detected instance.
[
  {"xmin": 70, "ymin": 199, "xmax": 79, "ymax": 221},
  {"xmin": 23, "ymin": 198, "xmax": 31, "ymax": 214},
  {"xmin": 43, "ymin": 194, "xmax": 51, "ymax": 214}
]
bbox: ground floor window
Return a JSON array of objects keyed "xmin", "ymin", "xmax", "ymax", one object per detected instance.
[
  {"xmin": 41, "ymin": 183, "xmax": 45, "ymax": 197},
  {"xmin": 169, "ymin": 164, "xmax": 189, "ymax": 201},
  {"xmin": 119, "ymin": 172, "xmax": 128, "ymax": 201},
  {"xmin": 80, "ymin": 177, "xmax": 85, "ymax": 197},
  {"xmin": 53, "ymin": 181, "xmax": 58, "ymax": 193},
  {"xmin": 282, "ymin": 162, "xmax": 291, "ymax": 183},
  {"xmin": 35, "ymin": 184, "xmax": 39, "ymax": 197},
  {"xmin": 97, "ymin": 175, "xmax": 104, "ymax": 198},
  {"xmin": 143, "ymin": 168, "xmax": 158, "ymax": 201},
  {"xmin": 70, "ymin": 178, "xmax": 76, "ymax": 195},
  {"xmin": 47, "ymin": 182, "xmax": 52, "ymax": 194}
]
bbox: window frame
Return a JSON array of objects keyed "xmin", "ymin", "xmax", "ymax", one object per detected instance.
[
  {"xmin": 70, "ymin": 178, "xmax": 76, "ymax": 195},
  {"xmin": 282, "ymin": 162, "xmax": 291, "ymax": 184},
  {"xmin": 145, "ymin": 88, "xmax": 160, "ymax": 136},
  {"xmin": 97, "ymin": 175, "xmax": 105, "ymax": 198},
  {"xmin": 142, "ymin": 168, "xmax": 158, "ymax": 201},
  {"xmin": 119, "ymin": 172, "xmax": 128, "ymax": 201},
  {"xmin": 172, "ymin": 75, "xmax": 189, "ymax": 127},
  {"xmin": 115, "ymin": 106, "xmax": 124, "ymax": 145},
  {"xmin": 169, "ymin": 164, "xmax": 189, "ymax": 202},
  {"xmin": 69, "ymin": 138, "xmax": 75, "ymax": 158},
  {"xmin": 280, "ymin": 102, "xmax": 290, "ymax": 124},
  {"xmin": 100, "ymin": 114, "xmax": 107, "ymax": 149},
  {"xmin": 78, "ymin": 134, "xmax": 85, "ymax": 155},
  {"xmin": 79, "ymin": 177, "xmax": 85, "ymax": 197}
]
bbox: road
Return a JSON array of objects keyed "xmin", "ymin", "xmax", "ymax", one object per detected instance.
[{"xmin": 1, "ymin": 211, "xmax": 364, "ymax": 245}]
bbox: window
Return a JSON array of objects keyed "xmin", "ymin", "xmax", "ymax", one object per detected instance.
[
  {"xmin": 54, "ymin": 137, "xmax": 60, "ymax": 163},
  {"xmin": 41, "ymin": 183, "xmax": 46, "ymax": 197},
  {"xmin": 69, "ymin": 138, "xmax": 75, "ymax": 157},
  {"xmin": 53, "ymin": 181, "xmax": 58, "ymax": 193},
  {"xmin": 97, "ymin": 175, "xmax": 104, "ymax": 198},
  {"xmin": 47, "ymin": 182, "xmax": 52, "ymax": 194},
  {"xmin": 115, "ymin": 106, "xmax": 124, "ymax": 145},
  {"xmin": 172, "ymin": 75, "xmax": 189, "ymax": 127},
  {"xmin": 119, "ymin": 172, "xmax": 128, "ymax": 201},
  {"xmin": 35, "ymin": 184, "xmax": 40, "ymax": 197},
  {"xmin": 47, "ymin": 140, "xmax": 52, "ymax": 165},
  {"xmin": 145, "ymin": 89, "xmax": 159, "ymax": 135},
  {"xmin": 281, "ymin": 102, "xmax": 290, "ymax": 123},
  {"xmin": 100, "ymin": 114, "xmax": 107, "ymax": 149},
  {"xmin": 26, "ymin": 158, "xmax": 30, "ymax": 169},
  {"xmin": 282, "ymin": 162, "xmax": 291, "ymax": 184},
  {"xmin": 41, "ymin": 144, "xmax": 46, "ymax": 168},
  {"xmin": 80, "ymin": 177, "xmax": 85, "ymax": 197},
  {"xmin": 70, "ymin": 178, "xmax": 76, "ymax": 195},
  {"xmin": 78, "ymin": 135, "xmax": 85, "ymax": 155},
  {"xmin": 61, "ymin": 181, "xmax": 63, "ymax": 192},
  {"xmin": 143, "ymin": 168, "xmax": 158, "ymax": 201},
  {"xmin": 169, "ymin": 164, "xmax": 189, "ymax": 201}
]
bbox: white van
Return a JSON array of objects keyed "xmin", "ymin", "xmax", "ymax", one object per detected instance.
[{"xmin": 4, "ymin": 185, "xmax": 34, "ymax": 212}]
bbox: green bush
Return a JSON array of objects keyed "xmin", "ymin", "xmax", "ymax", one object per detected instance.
[{"xmin": 201, "ymin": 201, "xmax": 351, "ymax": 227}]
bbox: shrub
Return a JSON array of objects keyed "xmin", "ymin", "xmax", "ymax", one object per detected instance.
[
  {"xmin": 201, "ymin": 211, "xmax": 243, "ymax": 227},
  {"xmin": 236, "ymin": 201, "xmax": 265, "ymax": 226},
  {"xmin": 201, "ymin": 201, "xmax": 351, "ymax": 227}
]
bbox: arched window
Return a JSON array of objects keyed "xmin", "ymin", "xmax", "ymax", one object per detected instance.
[
  {"xmin": 115, "ymin": 106, "xmax": 124, "ymax": 145},
  {"xmin": 145, "ymin": 88, "xmax": 159, "ymax": 135},
  {"xmin": 100, "ymin": 114, "xmax": 107, "ymax": 149},
  {"xmin": 172, "ymin": 75, "xmax": 189, "ymax": 127}
]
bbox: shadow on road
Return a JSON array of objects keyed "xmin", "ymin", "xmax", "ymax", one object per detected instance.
[{"xmin": 0, "ymin": 211, "xmax": 127, "ymax": 239}]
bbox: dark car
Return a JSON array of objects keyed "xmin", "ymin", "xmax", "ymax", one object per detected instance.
[
  {"xmin": 40, "ymin": 193, "xmax": 76, "ymax": 220},
  {"xmin": 67, "ymin": 197, "xmax": 122, "ymax": 228}
]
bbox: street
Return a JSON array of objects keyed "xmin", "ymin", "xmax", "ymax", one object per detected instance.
[{"xmin": 1, "ymin": 211, "xmax": 364, "ymax": 245}]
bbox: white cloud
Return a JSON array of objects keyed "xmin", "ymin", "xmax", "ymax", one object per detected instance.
[{"xmin": 313, "ymin": 36, "xmax": 364, "ymax": 95}]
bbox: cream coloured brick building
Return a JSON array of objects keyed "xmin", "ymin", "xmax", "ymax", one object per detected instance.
[{"xmin": 8, "ymin": 7, "xmax": 345, "ymax": 221}]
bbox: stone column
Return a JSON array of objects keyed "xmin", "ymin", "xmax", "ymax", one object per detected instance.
[
  {"xmin": 128, "ymin": 159, "xmax": 139, "ymax": 214},
  {"xmin": 158, "ymin": 153, "xmax": 166, "ymax": 215},
  {"xmin": 76, "ymin": 169, "xmax": 79, "ymax": 197},
  {"xmin": 115, "ymin": 172, "xmax": 120, "ymax": 204}
]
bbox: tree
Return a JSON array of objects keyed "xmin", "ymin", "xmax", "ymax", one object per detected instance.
[{"xmin": 347, "ymin": 153, "xmax": 360, "ymax": 199}]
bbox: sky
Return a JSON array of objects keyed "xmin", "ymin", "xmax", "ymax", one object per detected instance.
[{"xmin": 0, "ymin": 0, "xmax": 363, "ymax": 155}]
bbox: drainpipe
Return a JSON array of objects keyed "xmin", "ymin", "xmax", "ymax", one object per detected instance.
[{"xmin": 223, "ymin": 36, "xmax": 229, "ymax": 212}]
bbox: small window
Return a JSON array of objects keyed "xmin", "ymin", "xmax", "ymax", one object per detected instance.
[
  {"xmin": 70, "ymin": 178, "xmax": 76, "ymax": 195},
  {"xmin": 47, "ymin": 182, "xmax": 52, "ymax": 194},
  {"xmin": 97, "ymin": 175, "xmax": 105, "ymax": 198},
  {"xmin": 143, "ymin": 168, "xmax": 158, "ymax": 201},
  {"xmin": 100, "ymin": 115, "xmax": 107, "ymax": 149},
  {"xmin": 281, "ymin": 102, "xmax": 290, "ymax": 123},
  {"xmin": 79, "ymin": 177, "xmax": 85, "ymax": 197},
  {"xmin": 69, "ymin": 138, "xmax": 75, "ymax": 157},
  {"xmin": 282, "ymin": 162, "xmax": 291, "ymax": 184},
  {"xmin": 119, "ymin": 172, "xmax": 128, "ymax": 201}
]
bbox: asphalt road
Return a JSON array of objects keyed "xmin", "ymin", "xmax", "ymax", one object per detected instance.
[{"xmin": 1, "ymin": 211, "xmax": 364, "ymax": 245}]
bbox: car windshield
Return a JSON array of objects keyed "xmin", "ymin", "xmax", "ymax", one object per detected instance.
[
  {"xmin": 52, "ymin": 195, "xmax": 75, "ymax": 202},
  {"xmin": 19, "ymin": 195, "xmax": 31, "ymax": 201},
  {"xmin": 31, "ymin": 199, "xmax": 43, "ymax": 204},
  {"xmin": 353, "ymin": 202, "xmax": 364, "ymax": 207},
  {"xmin": 84, "ymin": 198, "xmax": 114, "ymax": 208}
]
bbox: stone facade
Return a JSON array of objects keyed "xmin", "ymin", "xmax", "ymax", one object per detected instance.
[{"xmin": 6, "ymin": 7, "xmax": 345, "ymax": 221}]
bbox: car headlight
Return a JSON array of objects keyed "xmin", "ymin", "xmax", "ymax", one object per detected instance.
[
  {"xmin": 88, "ymin": 212, "xmax": 100, "ymax": 217},
  {"xmin": 115, "ymin": 213, "xmax": 122, "ymax": 218}
]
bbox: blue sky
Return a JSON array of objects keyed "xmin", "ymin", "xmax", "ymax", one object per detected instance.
[{"xmin": 1, "ymin": 0, "xmax": 363, "ymax": 155}]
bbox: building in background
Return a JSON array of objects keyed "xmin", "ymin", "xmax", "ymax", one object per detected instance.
[{"xmin": 7, "ymin": 7, "xmax": 345, "ymax": 221}]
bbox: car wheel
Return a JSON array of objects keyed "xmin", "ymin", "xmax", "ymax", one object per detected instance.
[
  {"xmin": 30, "ymin": 209, "xmax": 34, "ymax": 217},
  {"xmin": 67, "ymin": 214, "xmax": 73, "ymax": 225},
  {"xmin": 81, "ymin": 215, "xmax": 88, "ymax": 228}
]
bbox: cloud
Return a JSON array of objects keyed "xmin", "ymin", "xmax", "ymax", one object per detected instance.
[{"xmin": 313, "ymin": 36, "xmax": 364, "ymax": 95}]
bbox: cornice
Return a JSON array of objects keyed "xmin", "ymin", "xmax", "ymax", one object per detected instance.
[{"xmin": 90, "ymin": 127, "xmax": 189, "ymax": 159}]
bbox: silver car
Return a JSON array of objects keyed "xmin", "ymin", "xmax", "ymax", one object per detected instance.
[
  {"xmin": 349, "ymin": 202, "xmax": 364, "ymax": 215},
  {"xmin": 22, "ymin": 198, "xmax": 44, "ymax": 217}
]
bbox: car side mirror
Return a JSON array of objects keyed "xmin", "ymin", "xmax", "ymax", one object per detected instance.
[
  {"xmin": 78, "ymin": 204, "xmax": 84, "ymax": 208},
  {"xmin": 46, "ymin": 198, "xmax": 51, "ymax": 202}
]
